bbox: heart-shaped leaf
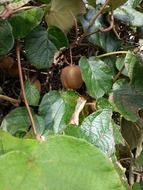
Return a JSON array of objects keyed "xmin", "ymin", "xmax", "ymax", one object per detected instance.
[
  {"xmin": 1, "ymin": 107, "xmax": 44, "ymax": 137},
  {"xmin": 124, "ymin": 51, "xmax": 143, "ymax": 91},
  {"xmin": 0, "ymin": 20, "xmax": 14, "ymax": 56},
  {"xmin": 24, "ymin": 26, "xmax": 57, "ymax": 69},
  {"xmin": 45, "ymin": 0, "xmax": 86, "ymax": 32},
  {"xmin": 47, "ymin": 26, "xmax": 68, "ymax": 49},
  {"xmin": 0, "ymin": 130, "xmax": 127, "ymax": 190},
  {"xmin": 96, "ymin": 0, "xmax": 128, "ymax": 10},
  {"xmin": 108, "ymin": 0, "xmax": 128, "ymax": 10},
  {"xmin": 24, "ymin": 80, "xmax": 40, "ymax": 106},
  {"xmin": 114, "ymin": 6, "xmax": 143, "ymax": 27},
  {"xmin": 79, "ymin": 56, "xmax": 113, "ymax": 99},
  {"xmin": 1, "ymin": 107, "xmax": 31, "ymax": 135},
  {"xmin": 79, "ymin": 6, "xmax": 121, "ymax": 52},
  {"xmin": 24, "ymin": 26, "xmax": 68, "ymax": 69},
  {"xmin": 80, "ymin": 109, "xmax": 115, "ymax": 156},
  {"xmin": 39, "ymin": 90, "xmax": 78, "ymax": 134},
  {"xmin": 109, "ymin": 80, "xmax": 143, "ymax": 122},
  {"xmin": 8, "ymin": 7, "xmax": 44, "ymax": 38}
]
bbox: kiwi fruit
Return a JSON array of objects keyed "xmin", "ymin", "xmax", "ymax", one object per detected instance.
[
  {"xmin": 0, "ymin": 56, "xmax": 14, "ymax": 69},
  {"xmin": 60, "ymin": 65, "xmax": 83, "ymax": 90}
]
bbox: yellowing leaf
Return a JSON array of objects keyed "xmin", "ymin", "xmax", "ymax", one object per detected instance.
[{"xmin": 45, "ymin": 0, "xmax": 86, "ymax": 32}]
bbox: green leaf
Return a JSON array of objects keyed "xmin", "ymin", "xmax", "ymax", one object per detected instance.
[
  {"xmin": 0, "ymin": 20, "xmax": 14, "ymax": 56},
  {"xmin": 0, "ymin": 130, "xmax": 39, "ymax": 156},
  {"xmin": 45, "ymin": 0, "xmax": 86, "ymax": 32},
  {"xmin": 135, "ymin": 151, "xmax": 143, "ymax": 166},
  {"xmin": 96, "ymin": 97, "xmax": 112, "ymax": 109},
  {"xmin": 24, "ymin": 80, "xmax": 40, "ymax": 106},
  {"xmin": 39, "ymin": 90, "xmax": 78, "ymax": 134},
  {"xmin": 8, "ymin": 7, "xmax": 44, "ymax": 38},
  {"xmin": 112, "ymin": 121, "xmax": 125, "ymax": 145},
  {"xmin": 132, "ymin": 183, "xmax": 142, "ymax": 190},
  {"xmin": 109, "ymin": 80, "xmax": 143, "ymax": 122},
  {"xmin": 88, "ymin": 31, "xmax": 121, "ymax": 52},
  {"xmin": 132, "ymin": 0, "xmax": 142, "ymax": 8},
  {"xmin": 79, "ymin": 6, "xmax": 121, "ymax": 52},
  {"xmin": 1, "ymin": 107, "xmax": 31, "ymax": 135},
  {"xmin": 87, "ymin": 0, "xmax": 96, "ymax": 7},
  {"xmin": 0, "ymin": 131, "xmax": 127, "ymax": 190},
  {"xmin": 114, "ymin": 6, "xmax": 143, "ymax": 27},
  {"xmin": 125, "ymin": 0, "xmax": 142, "ymax": 8},
  {"xmin": 79, "ymin": 56, "xmax": 113, "ymax": 99},
  {"xmin": 34, "ymin": 115, "xmax": 45, "ymax": 136},
  {"xmin": 0, "ymin": 0, "xmax": 31, "ymax": 13},
  {"xmin": 47, "ymin": 26, "xmax": 68, "ymax": 49},
  {"xmin": 24, "ymin": 26, "xmax": 58, "ymax": 69},
  {"xmin": 64, "ymin": 125, "xmax": 84, "ymax": 138},
  {"xmin": 97, "ymin": 0, "xmax": 128, "ymax": 9},
  {"xmin": 108, "ymin": 0, "xmax": 128, "ymax": 10},
  {"xmin": 121, "ymin": 118, "xmax": 141, "ymax": 149},
  {"xmin": 79, "ymin": 6, "xmax": 102, "ymax": 32},
  {"xmin": 101, "ymin": 56, "xmax": 117, "ymax": 76},
  {"xmin": 80, "ymin": 109, "xmax": 115, "ymax": 156},
  {"xmin": 0, "ymin": 107, "xmax": 45, "ymax": 137},
  {"xmin": 38, "ymin": 0, "xmax": 51, "ymax": 3},
  {"xmin": 125, "ymin": 51, "xmax": 143, "ymax": 91}
]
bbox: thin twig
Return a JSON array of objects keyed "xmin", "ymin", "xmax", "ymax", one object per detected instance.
[
  {"xmin": 16, "ymin": 40, "xmax": 41, "ymax": 141},
  {"xmin": 22, "ymin": 67, "xmax": 48, "ymax": 75},
  {"xmin": 99, "ymin": 11, "xmax": 114, "ymax": 32},
  {"xmin": 69, "ymin": 47, "xmax": 73, "ymax": 64},
  {"xmin": 85, "ymin": 0, "xmax": 109, "ymax": 33},
  {"xmin": 113, "ymin": 64, "xmax": 125, "ymax": 82},
  {"xmin": 78, "ymin": 0, "xmax": 109, "ymax": 44},
  {"xmin": 12, "ymin": 4, "xmax": 47, "ymax": 14},
  {"xmin": 97, "ymin": 51, "xmax": 128, "ymax": 58},
  {"xmin": 0, "ymin": 95, "xmax": 20, "ymax": 105},
  {"xmin": 70, "ymin": 1, "xmax": 109, "ymax": 49}
]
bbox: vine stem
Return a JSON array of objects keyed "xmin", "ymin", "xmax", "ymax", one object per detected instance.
[
  {"xmin": 84, "ymin": 0, "xmax": 109, "ymax": 34},
  {"xmin": 113, "ymin": 64, "xmax": 125, "ymax": 82},
  {"xmin": 0, "ymin": 95, "xmax": 20, "ymax": 105},
  {"xmin": 97, "ymin": 51, "xmax": 128, "ymax": 58},
  {"xmin": 16, "ymin": 40, "xmax": 41, "ymax": 141},
  {"xmin": 77, "ymin": 0, "xmax": 109, "ymax": 45}
]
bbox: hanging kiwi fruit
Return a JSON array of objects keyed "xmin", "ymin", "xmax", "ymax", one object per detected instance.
[{"xmin": 60, "ymin": 65, "xmax": 83, "ymax": 90}]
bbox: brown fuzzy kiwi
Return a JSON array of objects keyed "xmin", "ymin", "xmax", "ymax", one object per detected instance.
[
  {"xmin": 60, "ymin": 65, "xmax": 83, "ymax": 90},
  {"xmin": 0, "ymin": 56, "xmax": 14, "ymax": 69}
]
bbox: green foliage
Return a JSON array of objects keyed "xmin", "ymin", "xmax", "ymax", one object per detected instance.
[
  {"xmin": 24, "ymin": 80, "xmax": 40, "ymax": 106},
  {"xmin": 45, "ymin": 0, "xmax": 86, "ymax": 31},
  {"xmin": 114, "ymin": 5, "xmax": 143, "ymax": 26},
  {"xmin": 79, "ymin": 56, "xmax": 113, "ymax": 98},
  {"xmin": 0, "ymin": 130, "xmax": 126, "ymax": 190},
  {"xmin": 80, "ymin": 6, "xmax": 121, "ymax": 52},
  {"xmin": 0, "ymin": 20, "xmax": 14, "ymax": 55},
  {"xmin": 24, "ymin": 26, "xmax": 68, "ymax": 69},
  {"xmin": 1, "ymin": 0, "xmax": 143, "ymax": 188},
  {"xmin": 39, "ymin": 90, "xmax": 78, "ymax": 134},
  {"xmin": 109, "ymin": 80, "xmax": 143, "ymax": 122},
  {"xmin": 8, "ymin": 7, "xmax": 44, "ymax": 38},
  {"xmin": 80, "ymin": 109, "xmax": 115, "ymax": 156},
  {"xmin": 1, "ymin": 107, "xmax": 31, "ymax": 135}
]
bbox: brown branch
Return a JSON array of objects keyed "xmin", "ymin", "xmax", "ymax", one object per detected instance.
[
  {"xmin": 99, "ymin": 11, "xmax": 114, "ymax": 32},
  {"xmin": 16, "ymin": 40, "xmax": 42, "ymax": 141},
  {"xmin": 0, "ymin": 95, "xmax": 20, "ymax": 105},
  {"xmin": 69, "ymin": 1, "xmax": 109, "ymax": 49},
  {"xmin": 85, "ymin": 0, "xmax": 109, "ymax": 33},
  {"xmin": 84, "ymin": 10, "xmax": 114, "ymax": 39},
  {"xmin": 78, "ymin": 0, "xmax": 109, "ymax": 44},
  {"xmin": 113, "ymin": 64, "xmax": 125, "ymax": 82}
]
